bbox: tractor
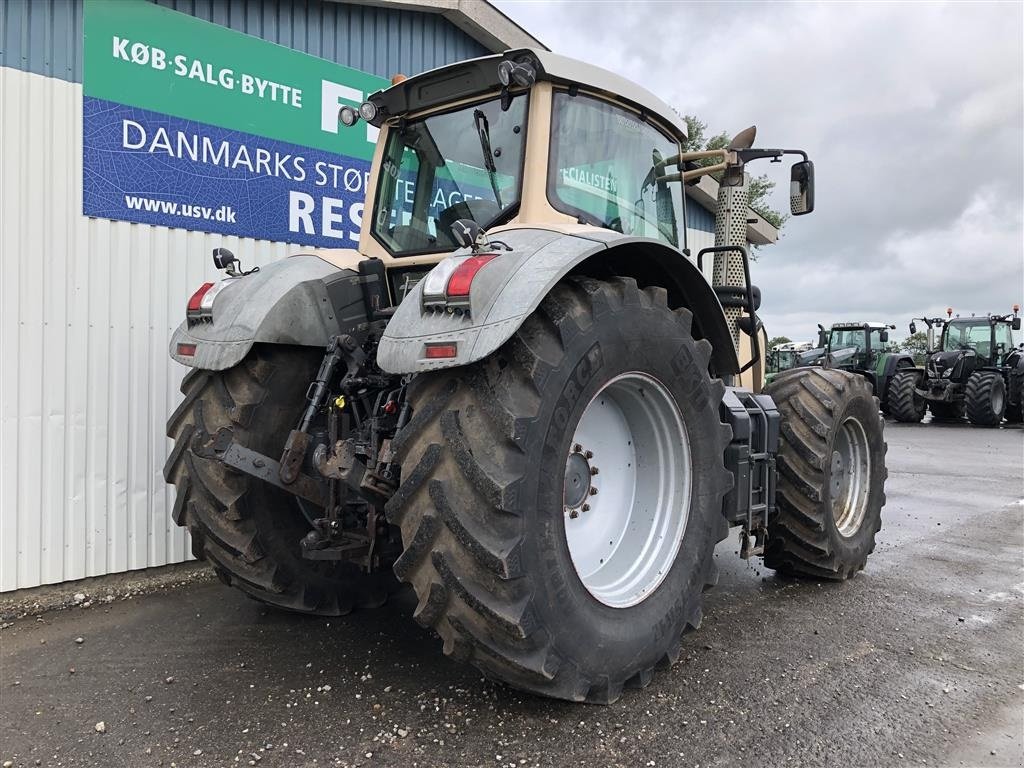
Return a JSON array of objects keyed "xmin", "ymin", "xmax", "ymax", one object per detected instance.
[
  {"xmin": 888, "ymin": 307, "xmax": 1023, "ymax": 425},
  {"xmin": 819, "ymin": 322, "xmax": 916, "ymax": 413},
  {"xmin": 164, "ymin": 49, "xmax": 887, "ymax": 703},
  {"xmin": 765, "ymin": 340, "xmax": 814, "ymax": 385}
]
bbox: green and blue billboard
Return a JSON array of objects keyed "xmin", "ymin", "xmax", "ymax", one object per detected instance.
[{"xmin": 83, "ymin": 0, "xmax": 388, "ymax": 246}]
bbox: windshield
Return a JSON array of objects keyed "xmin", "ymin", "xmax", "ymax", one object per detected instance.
[
  {"xmin": 371, "ymin": 94, "xmax": 528, "ymax": 256},
  {"xmin": 941, "ymin": 319, "xmax": 1011, "ymax": 357},
  {"xmin": 769, "ymin": 350, "xmax": 798, "ymax": 372},
  {"xmin": 830, "ymin": 329, "xmax": 867, "ymax": 352}
]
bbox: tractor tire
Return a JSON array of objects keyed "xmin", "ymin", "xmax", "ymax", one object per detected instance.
[
  {"xmin": 385, "ymin": 277, "xmax": 733, "ymax": 703},
  {"xmin": 886, "ymin": 369, "xmax": 925, "ymax": 423},
  {"xmin": 1004, "ymin": 365, "xmax": 1024, "ymax": 423},
  {"xmin": 763, "ymin": 368, "xmax": 887, "ymax": 580},
  {"xmin": 928, "ymin": 400, "xmax": 964, "ymax": 422},
  {"xmin": 964, "ymin": 371, "xmax": 1006, "ymax": 426},
  {"xmin": 164, "ymin": 346, "xmax": 396, "ymax": 615}
]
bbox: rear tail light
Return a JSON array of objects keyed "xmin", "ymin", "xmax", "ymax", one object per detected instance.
[
  {"xmin": 186, "ymin": 280, "xmax": 231, "ymax": 322},
  {"xmin": 445, "ymin": 255, "xmax": 497, "ymax": 298},
  {"xmin": 187, "ymin": 282, "xmax": 215, "ymax": 312},
  {"xmin": 176, "ymin": 343, "xmax": 197, "ymax": 357},
  {"xmin": 421, "ymin": 254, "xmax": 499, "ymax": 309}
]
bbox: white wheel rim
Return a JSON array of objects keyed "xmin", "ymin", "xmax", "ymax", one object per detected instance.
[
  {"xmin": 830, "ymin": 416, "xmax": 871, "ymax": 537},
  {"xmin": 563, "ymin": 372, "xmax": 691, "ymax": 609}
]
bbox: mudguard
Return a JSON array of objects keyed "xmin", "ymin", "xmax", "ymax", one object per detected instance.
[
  {"xmin": 169, "ymin": 254, "xmax": 370, "ymax": 371},
  {"xmin": 376, "ymin": 227, "xmax": 736, "ymax": 375}
]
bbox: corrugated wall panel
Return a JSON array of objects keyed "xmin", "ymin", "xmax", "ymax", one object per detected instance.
[
  {"xmin": 1, "ymin": 0, "xmax": 495, "ymax": 591},
  {"xmin": 0, "ymin": 67, "xmax": 295, "ymax": 591},
  {"xmin": 1, "ymin": 0, "xmax": 490, "ymax": 85}
]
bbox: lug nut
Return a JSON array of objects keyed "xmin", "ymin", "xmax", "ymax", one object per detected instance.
[
  {"xmin": 581, "ymin": 504, "xmax": 590, "ymax": 512},
  {"xmin": 573, "ymin": 444, "xmax": 583, "ymax": 453},
  {"xmin": 589, "ymin": 486, "xmax": 598, "ymax": 496},
  {"xmin": 569, "ymin": 509, "xmax": 579, "ymax": 519},
  {"xmin": 590, "ymin": 467, "xmax": 599, "ymax": 476},
  {"xmin": 584, "ymin": 450, "xmax": 593, "ymax": 459}
]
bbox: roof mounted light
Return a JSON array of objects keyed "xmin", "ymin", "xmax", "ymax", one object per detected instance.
[
  {"xmin": 498, "ymin": 59, "xmax": 536, "ymax": 88},
  {"xmin": 390, "ymin": 73, "xmax": 407, "ymax": 86},
  {"xmin": 359, "ymin": 101, "xmax": 378, "ymax": 122},
  {"xmin": 339, "ymin": 105, "xmax": 359, "ymax": 127}
]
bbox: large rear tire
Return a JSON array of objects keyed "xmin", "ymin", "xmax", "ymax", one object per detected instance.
[
  {"xmin": 764, "ymin": 368, "xmax": 887, "ymax": 580},
  {"xmin": 1005, "ymin": 364, "xmax": 1024, "ymax": 423},
  {"xmin": 964, "ymin": 371, "xmax": 1006, "ymax": 426},
  {"xmin": 385, "ymin": 277, "xmax": 733, "ymax": 703},
  {"xmin": 886, "ymin": 369, "xmax": 925, "ymax": 423},
  {"xmin": 164, "ymin": 346, "xmax": 395, "ymax": 615}
]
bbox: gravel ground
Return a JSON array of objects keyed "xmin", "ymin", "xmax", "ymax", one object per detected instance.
[{"xmin": 1, "ymin": 421, "xmax": 1022, "ymax": 768}]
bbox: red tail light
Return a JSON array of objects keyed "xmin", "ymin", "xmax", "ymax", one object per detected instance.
[
  {"xmin": 424, "ymin": 342, "xmax": 458, "ymax": 359},
  {"xmin": 176, "ymin": 343, "xmax": 197, "ymax": 357},
  {"xmin": 187, "ymin": 282, "xmax": 215, "ymax": 312},
  {"xmin": 446, "ymin": 255, "xmax": 497, "ymax": 297}
]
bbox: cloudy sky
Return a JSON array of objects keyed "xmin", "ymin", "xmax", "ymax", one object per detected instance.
[{"xmin": 495, "ymin": 0, "xmax": 1024, "ymax": 343}]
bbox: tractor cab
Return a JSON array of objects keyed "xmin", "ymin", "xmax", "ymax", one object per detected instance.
[
  {"xmin": 938, "ymin": 316, "xmax": 1019, "ymax": 364},
  {"xmin": 826, "ymin": 322, "xmax": 893, "ymax": 371},
  {"xmin": 348, "ymin": 49, "xmax": 695, "ymax": 265}
]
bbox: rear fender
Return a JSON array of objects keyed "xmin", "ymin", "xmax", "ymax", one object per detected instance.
[
  {"xmin": 169, "ymin": 254, "xmax": 371, "ymax": 371},
  {"xmin": 376, "ymin": 228, "xmax": 738, "ymax": 375}
]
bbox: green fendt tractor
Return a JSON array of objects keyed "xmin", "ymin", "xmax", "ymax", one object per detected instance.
[
  {"xmin": 821, "ymin": 322, "xmax": 916, "ymax": 413},
  {"xmin": 888, "ymin": 307, "xmax": 1023, "ymax": 425},
  {"xmin": 164, "ymin": 49, "xmax": 887, "ymax": 703}
]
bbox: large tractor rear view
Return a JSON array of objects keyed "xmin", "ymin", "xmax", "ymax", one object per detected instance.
[
  {"xmin": 888, "ymin": 308, "xmax": 1023, "ymax": 425},
  {"xmin": 164, "ymin": 49, "xmax": 887, "ymax": 703}
]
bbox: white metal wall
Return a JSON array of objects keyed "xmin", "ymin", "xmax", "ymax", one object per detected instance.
[{"xmin": 0, "ymin": 67, "xmax": 293, "ymax": 591}]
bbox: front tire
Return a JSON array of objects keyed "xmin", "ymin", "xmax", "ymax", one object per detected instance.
[
  {"xmin": 965, "ymin": 371, "xmax": 1006, "ymax": 426},
  {"xmin": 886, "ymin": 369, "xmax": 925, "ymax": 422},
  {"xmin": 164, "ymin": 346, "xmax": 395, "ymax": 615},
  {"xmin": 764, "ymin": 368, "xmax": 887, "ymax": 580},
  {"xmin": 386, "ymin": 277, "xmax": 733, "ymax": 703}
]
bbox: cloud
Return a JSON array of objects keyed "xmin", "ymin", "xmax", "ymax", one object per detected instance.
[{"xmin": 496, "ymin": 0, "xmax": 1023, "ymax": 341}]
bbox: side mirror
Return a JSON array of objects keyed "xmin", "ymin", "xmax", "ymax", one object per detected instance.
[
  {"xmin": 790, "ymin": 160, "xmax": 815, "ymax": 216},
  {"xmin": 1013, "ymin": 317, "xmax": 1022, "ymax": 331},
  {"xmin": 880, "ymin": 330, "xmax": 889, "ymax": 343},
  {"xmin": 909, "ymin": 321, "xmax": 917, "ymax": 334}
]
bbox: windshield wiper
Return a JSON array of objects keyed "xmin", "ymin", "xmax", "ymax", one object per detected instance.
[{"xmin": 474, "ymin": 109, "xmax": 503, "ymax": 209}]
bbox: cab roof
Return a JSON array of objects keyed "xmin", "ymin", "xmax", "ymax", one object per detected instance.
[
  {"xmin": 832, "ymin": 322, "xmax": 890, "ymax": 330},
  {"xmin": 367, "ymin": 48, "xmax": 689, "ymax": 142}
]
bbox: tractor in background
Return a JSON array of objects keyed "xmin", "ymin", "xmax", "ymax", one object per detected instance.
[
  {"xmin": 888, "ymin": 306, "xmax": 1023, "ymax": 425},
  {"xmin": 765, "ymin": 340, "xmax": 814, "ymax": 385},
  {"xmin": 820, "ymin": 322, "xmax": 916, "ymax": 413}
]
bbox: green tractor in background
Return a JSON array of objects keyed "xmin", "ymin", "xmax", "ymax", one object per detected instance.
[
  {"xmin": 888, "ymin": 307, "xmax": 1023, "ymax": 426},
  {"xmin": 765, "ymin": 340, "xmax": 814, "ymax": 385},
  {"xmin": 822, "ymin": 322, "xmax": 916, "ymax": 413}
]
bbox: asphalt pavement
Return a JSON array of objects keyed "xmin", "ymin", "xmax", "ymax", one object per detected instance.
[{"xmin": 2, "ymin": 420, "xmax": 1022, "ymax": 768}]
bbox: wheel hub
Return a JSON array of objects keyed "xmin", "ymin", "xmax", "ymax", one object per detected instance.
[
  {"xmin": 562, "ymin": 372, "xmax": 691, "ymax": 608},
  {"xmin": 564, "ymin": 448, "xmax": 595, "ymax": 513}
]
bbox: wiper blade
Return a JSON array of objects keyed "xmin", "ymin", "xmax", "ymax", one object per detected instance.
[{"xmin": 474, "ymin": 109, "xmax": 503, "ymax": 209}]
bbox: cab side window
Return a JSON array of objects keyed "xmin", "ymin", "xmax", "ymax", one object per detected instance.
[{"xmin": 548, "ymin": 92, "xmax": 683, "ymax": 247}]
